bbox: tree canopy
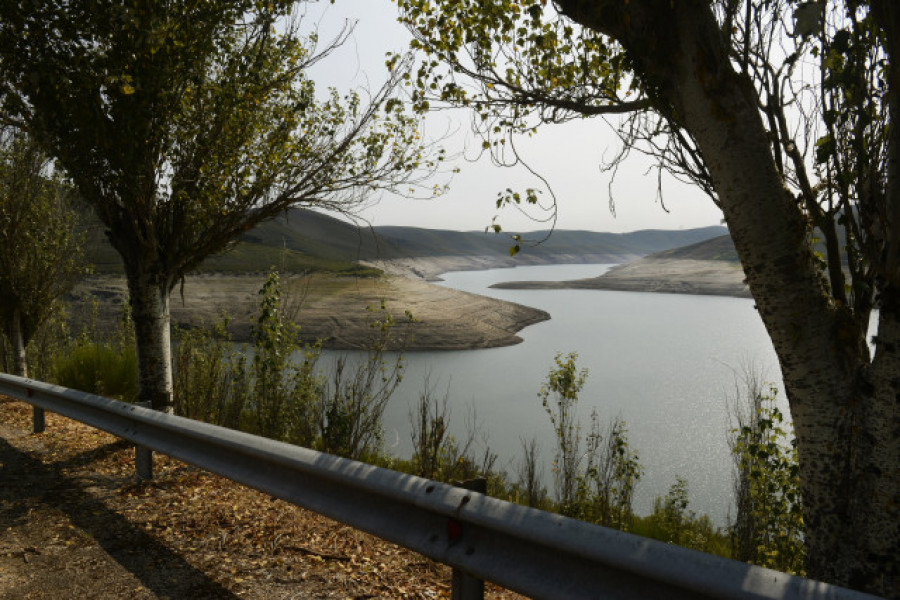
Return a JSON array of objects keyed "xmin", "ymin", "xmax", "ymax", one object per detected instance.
[
  {"xmin": 398, "ymin": 0, "xmax": 898, "ymax": 595},
  {"xmin": 0, "ymin": 1, "xmax": 442, "ymax": 412}
]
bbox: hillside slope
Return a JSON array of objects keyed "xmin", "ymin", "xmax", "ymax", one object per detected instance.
[{"xmin": 82, "ymin": 207, "xmax": 728, "ymax": 275}]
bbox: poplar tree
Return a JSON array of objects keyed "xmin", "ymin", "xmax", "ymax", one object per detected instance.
[
  {"xmin": 397, "ymin": 0, "xmax": 897, "ymax": 594},
  {"xmin": 0, "ymin": 128, "xmax": 83, "ymax": 378},
  {"xmin": 0, "ymin": 2, "xmax": 439, "ymax": 413}
]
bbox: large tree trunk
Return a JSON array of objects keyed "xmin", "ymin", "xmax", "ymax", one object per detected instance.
[
  {"xmin": 127, "ymin": 272, "xmax": 174, "ymax": 413},
  {"xmin": 557, "ymin": 1, "xmax": 898, "ymax": 595}
]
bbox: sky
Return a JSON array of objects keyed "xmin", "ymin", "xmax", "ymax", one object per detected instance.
[{"xmin": 299, "ymin": 0, "xmax": 725, "ymax": 234}]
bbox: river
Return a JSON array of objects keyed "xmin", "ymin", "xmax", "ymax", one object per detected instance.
[{"xmin": 324, "ymin": 264, "xmax": 787, "ymax": 527}]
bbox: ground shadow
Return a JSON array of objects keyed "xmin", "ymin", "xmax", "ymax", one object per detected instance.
[{"xmin": 0, "ymin": 435, "xmax": 240, "ymax": 599}]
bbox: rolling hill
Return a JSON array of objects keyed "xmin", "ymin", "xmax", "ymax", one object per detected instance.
[{"xmin": 82, "ymin": 207, "xmax": 729, "ymax": 275}]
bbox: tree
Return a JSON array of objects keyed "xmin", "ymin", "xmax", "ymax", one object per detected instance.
[
  {"xmin": 0, "ymin": 127, "xmax": 84, "ymax": 378},
  {"xmin": 0, "ymin": 2, "xmax": 440, "ymax": 413},
  {"xmin": 397, "ymin": 0, "xmax": 897, "ymax": 594}
]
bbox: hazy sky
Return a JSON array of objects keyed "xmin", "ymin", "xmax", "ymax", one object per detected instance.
[{"xmin": 301, "ymin": 0, "xmax": 725, "ymax": 234}]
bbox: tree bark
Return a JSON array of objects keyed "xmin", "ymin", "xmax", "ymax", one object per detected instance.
[
  {"xmin": 8, "ymin": 308, "xmax": 28, "ymax": 378},
  {"xmin": 127, "ymin": 272, "xmax": 174, "ymax": 413},
  {"xmin": 556, "ymin": 1, "xmax": 897, "ymax": 595}
]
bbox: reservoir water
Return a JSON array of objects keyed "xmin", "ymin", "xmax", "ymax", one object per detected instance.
[{"xmin": 325, "ymin": 264, "xmax": 785, "ymax": 526}]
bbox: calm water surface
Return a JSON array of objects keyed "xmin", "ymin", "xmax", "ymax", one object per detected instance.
[{"xmin": 325, "ymin": 264, "xmax": 785, "ymax": 526}]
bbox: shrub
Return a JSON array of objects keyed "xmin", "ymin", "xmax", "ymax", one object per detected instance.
[
  {"xmin": 538, "ymin": 352, "xmax": 641, "ymax": 525},
  {"xmin": 53, "ymin": 338, "xmax": 138, "ymax": 402},
  {"xmin": 583, "ymin": 414, "xmax": 641, "ymax": 530},
  {"xmin": 730, "ymin": 384, "xmax": 804, "ymax": 573},
  {"xmin": 173, "ymin": 317, "xmax": 249, "ymax": 430},
  {"xmin": 636, "ymin": 477, "xmax": 729, "ymax": 556},
  {"xmin": 316, "ymin": 302, "xmax": 408, "ymax": 461},
  {"xmin": 540, "ymin": 352, "xmax": 588, "ymax": 517}
]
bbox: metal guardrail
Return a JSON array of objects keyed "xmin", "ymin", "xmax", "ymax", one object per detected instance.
[{"xmin": 0, "ymin": 373, "xmax": 883, "ymax": 600}]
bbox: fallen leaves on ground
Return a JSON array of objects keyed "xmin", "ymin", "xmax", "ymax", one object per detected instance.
[{"xmin": 0, "ymin": 397, "xmax": 525, "ymax": 599}]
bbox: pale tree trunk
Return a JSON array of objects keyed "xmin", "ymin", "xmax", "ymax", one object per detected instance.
[
  {"xmin": 556, "ymin": 1, "xmax": 897, "ymax": 595},
  {"xmin": 10, "ymin": 308, "xmax": 44, "ymax": 432},
  {"xmin": 9, "ymin": 307, "xmax": 27, "ymax": 378},
  {"xmin": 127, "ymin": 272, "xmax": 174, "ymax": 414}
]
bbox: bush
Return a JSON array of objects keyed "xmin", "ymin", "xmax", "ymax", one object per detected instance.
[
  {"xmin": 407, "ymin": 376, "xmax": 500, "ymax": 489},
  {"xmin": 316, "ymin": 302, "xmax": 408, "ymax": 461},
  {"xmin": 172, "ymin": 270, "xmax": 410, "ymax": 464},
  {"xmin": 540, "ymin": 352, "xmax": 588, "ymax": 517},
  {"xmin": 730, "ymin": 384, "xmax": 804, "ymax": 573},
  {"xmin": 538, "ymin": 353, "xmax": 641, "ymax": 525},
  {"xmin": 635, "ymin": 477, "xmax": 729, "ymax": 556},
  {"xmin": 53, "ymin": 338, "xmax": 138, "ymax": 402},
  {"xmin": 173, "ymin": 317, "xmax": 250, "ymax": 430}
]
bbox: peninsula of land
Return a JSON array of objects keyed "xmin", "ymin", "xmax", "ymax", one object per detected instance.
[
  {"xmin": 72, "ymin": 210, "xmax": 734, "ymax": 350},
  {"xmin": 490, "ymin": 235, "xmax": 751, "ymax": 298},
  {"xmin": 490, "ymin": 257, "xmax": 750, "ymax": 298},
  {"xmin": 73, "ymin": 273, "xmax": 550, "ymax": 351}
]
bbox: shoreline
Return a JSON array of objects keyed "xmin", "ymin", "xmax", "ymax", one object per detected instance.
[
  {"xmin": 68, "ymin": 256, "xmax": 752, "ymax": 352},
  {"xmin": 361, "ymin": 253, "xmax": 640, "ymax": 282},
  {"xmin": 69, "ymin": 272, "xmax": 550, "ymax": 351},
  {"xmin": 490, "ymin": 257, "xmax": 751, "ymax": 298}
]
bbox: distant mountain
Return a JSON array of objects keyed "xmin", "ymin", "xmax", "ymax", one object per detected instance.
[
  {"xmin": 83, "ymin": 207, "xmax": 729, "ymax": 274},
  {"xmin": 372, "ymin": 223, "xmax": 729, "ymax": 260}
]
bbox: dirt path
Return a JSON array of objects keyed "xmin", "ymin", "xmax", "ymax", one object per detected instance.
[{"xmin": 0, "ymin": 399, "xmax": 524, "ymax": 599}]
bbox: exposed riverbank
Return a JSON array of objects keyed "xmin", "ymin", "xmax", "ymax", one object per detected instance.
[
  {"xmin": 361, "ymin": 253, "xmax": 642, "ymax": 281},
  {"xmin": 490, "ymin": 257, "xmax": 751, "ymax": 298},
  {"xmin": 70, "ymin": 273, "xmax": 550, "ymax": 350}
]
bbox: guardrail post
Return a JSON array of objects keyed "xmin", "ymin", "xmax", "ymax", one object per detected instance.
[
  {"xmin": 134, "ymin": 401, "xmax": 153, "ymax": 481},
  {"xmin": 32, "ymin": 406, "xmax": 45, "ymax": 434},
  {"xmin": 451, "ymin": 478, "xmax": 486, "ymax": 600}
]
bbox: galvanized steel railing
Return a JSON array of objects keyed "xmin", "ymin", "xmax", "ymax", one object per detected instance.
[{"xmin": 0, "ymin": 373, "xmax": 882, "ymax": 600}]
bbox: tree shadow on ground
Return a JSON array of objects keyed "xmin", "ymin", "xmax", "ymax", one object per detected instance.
[{"xmin": 0, "ymin": 435, "xmax": 240, "ymax": 599}]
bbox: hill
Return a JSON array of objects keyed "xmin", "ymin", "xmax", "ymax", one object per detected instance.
[
  {"xmin": 81, "ymin": 207, "xmax": 728, "ymax": 275},
  {"xmin": 651, "ymin": 234, "xmax": 738, "ymax": 261}
]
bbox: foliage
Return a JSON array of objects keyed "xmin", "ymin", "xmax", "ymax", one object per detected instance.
[
  {"xmin": 409, "ymin": 378, "xmax": 451, "ymax": 480},
  {"xmin": 53, "ymin": 340, "xmax": 138, "ymax": 403},
  {"xmin": 730, "ymin": 385, "xmax": 805, "ymax": 574},
  {"xmin": 173, "ymin": 317, "xmax": 250, "ymax": 431},
  {"xmin": 53, "ymin": 307, "xmax": 138, "ymax": 403},
  {"xmin": 407, "ymin": 377, "xmax": 499, "ymax": 486},
  {"xmin": 539, "ymin": 352, "xmax": 588, "ymax": 516},
  {"xmin": 0, "ymin": 0, "xmax": 443, "ymax": 411},
  {"xmin": 583, "ymin": 414, "xmax": 642, "ymax": 530},
  {"xmin": 394, "ymin": 0, "xmax": 636, "ymax": 126},
  {"xmin": 538, "ymin": 352, "xmax": 640, "ymax": 525},
  {"xmin": 171, "ymin": 270, "xmax": 413, "ymax": 463},
  {"xmin": 0, "ymin": 128, "xmax": 87, "ymax": 377},
  {"xmin": 515, "ymin": 436, "xmax": 548, "ymax": 509},
  {"xmin": 636, "ymin": 477, "xmax": 728, "ymax": 556},
  {"xmin": 0, "ymin": 305, "xmax": 67, "ymax": 382},
  {"xmin": 398, "ymin": 1, "xmax": 899, "ymax": 592},
  {"xmin": 317, "ymin": 302, "xmax": 413, "ymax": 461}
]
